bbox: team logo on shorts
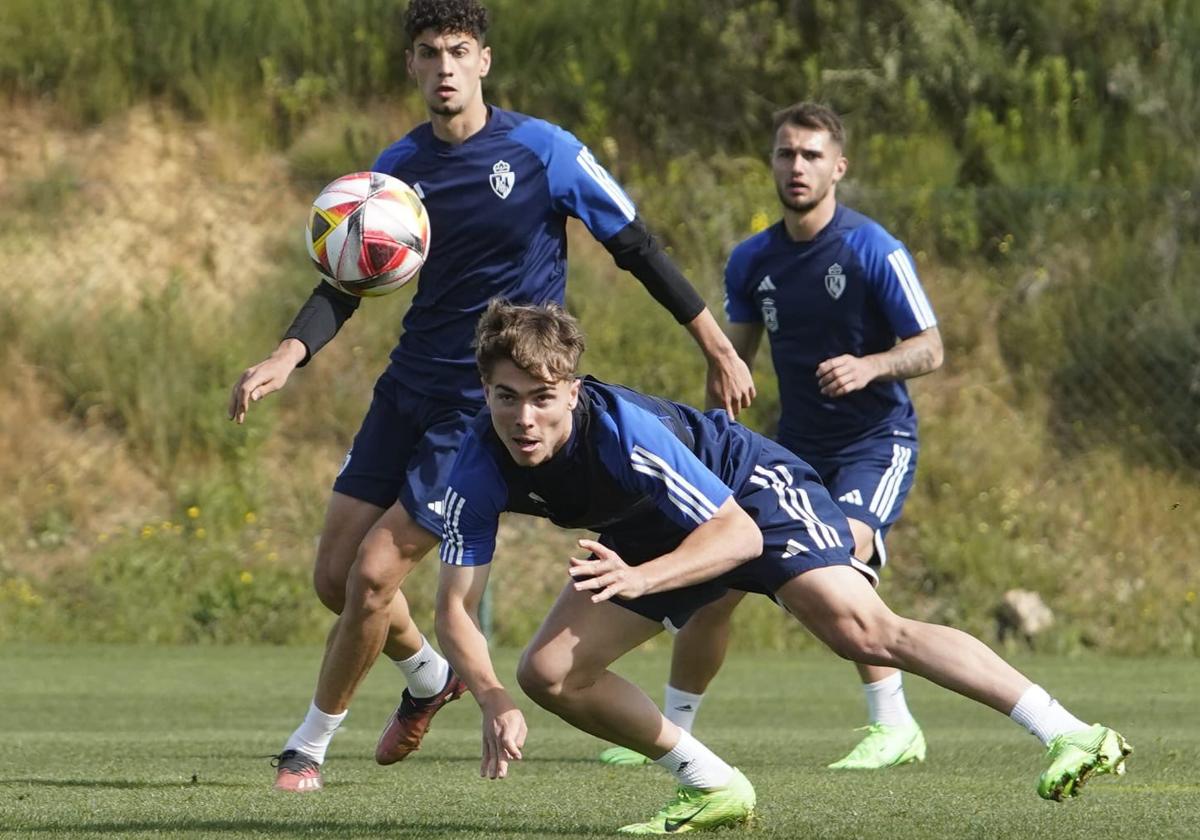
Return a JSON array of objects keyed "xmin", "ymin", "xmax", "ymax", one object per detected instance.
[
  {"xmin": 825, "ymin": 263, "xmax": 846, "ymax": 299},
  {"xmin": 761, "ymin": 296, "xmax": 779, "ymax": 333},
  {"xmin": 489, "ymin": 160, "xmax": 515, "ymax": 199}
]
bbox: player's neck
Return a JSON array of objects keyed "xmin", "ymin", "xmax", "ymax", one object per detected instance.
[
  {"xmin": 782, "ymin": 196, "xmax": 837, "ymax": 242},
  {"xmin": 429, "ymin": 99, "xmax": 489, "ymax": 145}
]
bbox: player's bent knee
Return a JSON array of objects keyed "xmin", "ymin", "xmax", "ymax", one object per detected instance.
[
  {"xmin": 312, "ymin": 567, "xmax": 346, "ymax": 614},
  {"xmin": 515, "ymin": 653, "xmax": 564, "ymax": 705},
  {"xmin": 344, "ymin": 551, "xmax": 406, "ymax": 615}
]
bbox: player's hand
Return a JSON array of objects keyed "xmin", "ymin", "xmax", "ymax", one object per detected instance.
[
  {"xmin": 480, "ymin": 695, "xmax": 527, "ymax": 780},
  {"xmin": 569, "ymin": 539, "xmax": 650, "ymax": 602},
  {"xmin": 706, "ymin": 352, "xmax": 756, "ymax": 419},
  {"xmin": 227, "ymin": 342, "xmax": 304, "ymax": 423},
  {"xmin": 816, "ymin": 354, "xmax": 878, "ymax": 398}
]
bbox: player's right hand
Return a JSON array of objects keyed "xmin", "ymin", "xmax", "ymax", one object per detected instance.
[
  {"xmin": 227, "ymin": 341, "xmax": 305, "ymax": 423},
  {"xmin": 480, "ymin": 700, "xmax": 527, "ymax": 780}
]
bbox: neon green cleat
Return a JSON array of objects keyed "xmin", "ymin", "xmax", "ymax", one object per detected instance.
[
  {"xmin": 827, "ymin": 721, "xmax": 927, "ymax": 770},
  {"xmin": 600, "ymin": 746, "xmax": 653, "ymax": 767},
  {"xmin": 1037, "ymin": 724, "xmax": 1132, "ymax": 801},
  {"xmin": 617, "ymin": 768, "xmax": 755, "ymax": 834}
]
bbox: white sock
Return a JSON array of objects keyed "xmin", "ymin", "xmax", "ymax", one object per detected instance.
[
  {"xmin": 863, "ymin": 672, "xmax": 915, "ymax": 727},
  {"xmin": 664, "ymin": 685, "xmax": 705, "ymax": 733},
  {"xmin": 653, "ymin": 729, "xmax": 733, "ymax": 790},
  {"xmin": 393, "ymin": 636, "xmax": 450, "ymax": 699},
  {"xmin": 283, "ymin": 700, "xmax": 347, "ymax": 764},
  {"xmin": 1009, "ymin": 684, "xmax": 1089, "ymax": 746}
]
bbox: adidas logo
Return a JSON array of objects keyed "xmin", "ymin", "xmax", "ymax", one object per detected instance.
[
  {"xmin": 413, "ymin": 659, "xmax": 429, "ymax": 672},
  {"xmin": 782, "ymin": 539, "xmax": 809, "ymax": 559},
  {"xmin": 674, "ymin": 704, "xmax": 694, "ymax": 712},
  {"xmin": 757, "ymin": 275, "xmax": 776, "ymax": 293},
  {"xmin": 677, "ymin": 760, "xmax": 691, "ymax": 774},
  {"xmin": 528, "ymin": 492, "xmax": 547, "ymax": 504},
  {"xmin": 838, "ymin": 489, "xmax": 864, "ymax": 506},
  {"xmin": 427, "ymin": 499, "xmax": 444, "ymax": 516}
]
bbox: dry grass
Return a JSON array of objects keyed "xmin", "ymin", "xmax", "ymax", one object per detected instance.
[{"xmin": 1, "ymin": 103, "xmax": 1196, "ymax": 652}]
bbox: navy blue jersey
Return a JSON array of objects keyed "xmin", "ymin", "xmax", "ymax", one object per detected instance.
[
  {"xmin": 724, "ymin": 205, "xmax": 937, "ymax": 453},
  {"xmin": 373, "ymin": 107, "xmax": 637, "ymax": 403},
  {"xmin": 439, "ymin": 378, "xmax": 765, "ymax": 568}
]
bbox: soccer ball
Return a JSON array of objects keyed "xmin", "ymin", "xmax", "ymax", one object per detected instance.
[{"xmin": 306, "ymin": 171, "xmax": 431, "ymax": 297}]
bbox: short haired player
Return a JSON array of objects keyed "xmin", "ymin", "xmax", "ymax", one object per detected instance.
[
  {"xmin": 436, "ymin": 300, "xmax": 1130, "ymax": 834},
  {"xmin": 228, "ymin": 0, "xmax": 754, "ymax": 792}
]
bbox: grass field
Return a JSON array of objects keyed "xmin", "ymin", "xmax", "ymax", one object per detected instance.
[{"xmin": 1, "ymin": 645, "xmax": 1195, "ymax": 839}]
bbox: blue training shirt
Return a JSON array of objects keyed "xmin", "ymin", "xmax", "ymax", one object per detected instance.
[
  {"xmin": 724, "ymin": 204, "xmax": 937, "ymax": 453},
  {"xmin": 439, "ymin": 378, "xmax": 763, "ymax": 568},
  {"xmin": 372, "ymin": 107, "xmax": 637, "ymax": 403}
]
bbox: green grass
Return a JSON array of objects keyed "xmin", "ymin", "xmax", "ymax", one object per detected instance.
[{"xmin": 1, "ymin": 646, "xmax": 1195, "ymax": 839}]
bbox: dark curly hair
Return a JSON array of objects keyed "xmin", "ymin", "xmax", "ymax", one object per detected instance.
[{"xmin": 404, "ymin": 0, "xmax": 490, "ymax": 44}]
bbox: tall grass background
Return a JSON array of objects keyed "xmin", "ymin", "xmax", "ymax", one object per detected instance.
[{"xmin": 0, "ymin": 0, "xmax": 1197, "ymax": 653}]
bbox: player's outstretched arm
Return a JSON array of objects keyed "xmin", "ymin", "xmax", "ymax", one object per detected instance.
[
  {"xmin": 686, "ymin": 309, "xmax": 757, "ymax": 418},
  {"xmin": 436, "ymin": 563, "xmax": 527, "ymax": 779},
  {"xmin": 570, "ymin": 497, "xmax": 762, "ymax": 603},
  {"xmin": 227, "ymin": 338, "xmax": 307, "ymax": 424},
  {"xmin": 228, "ymin": 281, "xmax": 361, "ymax": 423}
]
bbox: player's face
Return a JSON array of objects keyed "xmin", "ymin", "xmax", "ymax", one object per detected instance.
[
  {"xmin": 406, "ymin": 30, "xmax": 491, "ymax": 117},
  {"xmin": 771, "ymin": 124, "xmax": 847, "ymax": 215},
  {"xmin": 484, "ymin": 360, "xmax": 581, "ymax": 468}
]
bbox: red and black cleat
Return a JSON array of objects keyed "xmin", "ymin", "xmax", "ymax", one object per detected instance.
[
  {"xmin": 271, "ymin": 749, "xmax": 323, "ymax": 792},
  {"xmin": 375, "ymin": 671, "xmax": 469, "ymax": 765}
]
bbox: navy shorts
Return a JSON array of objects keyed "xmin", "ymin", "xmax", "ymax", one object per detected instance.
[
  {"xmin": 332, "ymin": 370, "xmax": 480, "ymax": 536},
  {"xmin": 793, "ymin": 431, "xmax": 918, "ymax": 570},
  {"xmin": 610, "ymin": 440, "xmax": 873, "ymax": 629}
]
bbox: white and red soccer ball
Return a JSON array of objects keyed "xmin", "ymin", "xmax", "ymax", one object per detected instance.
[{"xmin": 306, "ymin": 171, "xmax": 431, "ymax": 297}]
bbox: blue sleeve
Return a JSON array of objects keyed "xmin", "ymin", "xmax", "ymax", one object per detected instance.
[
  {"xmin": 844, "ymin": 225, "xmax": 937, "ymax": 338},
  {"xmin": 372, "ymin": 137, "xmax": 418, "ymax": 174},
  {"xmin": 595, "ymin": 395, "xmax": 734, "ymax": 532},
  {"xmin": 723, "ymin": 241, "xmax": 761, "ymax": 324},
  {"xmin": 510, "ymin": 119, "xmax": 637, "ymax": 242},
  {"xmin": 439, "ymin": 433, "xmax": 507, "ymax": 567}
]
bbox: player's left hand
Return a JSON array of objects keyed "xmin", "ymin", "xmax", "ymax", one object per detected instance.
[
  {"xmin": 569, "ymin": 539, "xmax": 650, "ymax": 602},
  {"xmin": 480, "ymin": 695, "xmax": 527, "ymax": 780},
  {"xmin": 706, "ymin": 352, "xmax": 756, "ymax": 418},
  {"xmin": 816, "ymin": 354, "xmax": 879, "ymax": 397}
]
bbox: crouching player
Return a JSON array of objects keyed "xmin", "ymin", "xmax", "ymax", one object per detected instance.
[{"xmin": 435, "ymin": 300, "xmax": 1130, "ymax": 834}]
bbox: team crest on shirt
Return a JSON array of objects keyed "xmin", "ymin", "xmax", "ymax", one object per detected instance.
[
  {"xmin": 489, "ymin": 160, "xmax": 515, "ymax": 199},
  {"xmin": 825, "ymin": 263, "xmax": 846, "ymax": 299},
  {"xmin": 761, "ymin": 296, "xmax": 779, "ymax": 333}
]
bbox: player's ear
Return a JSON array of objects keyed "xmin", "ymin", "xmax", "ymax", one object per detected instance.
[
  {"xmin": 479, "ymin": 44, "xmax": 492, "ymax": 78},
  {"xmin": 567, "ymin": 378, "xmax": 581, "ymax": 409},
  {"xmin": 832, "ymin": 153, "xmax": 848, "ymax": 183},
  {"xmin": 405, "ymin": 49, "xmax": 414, "ymax": 79}
]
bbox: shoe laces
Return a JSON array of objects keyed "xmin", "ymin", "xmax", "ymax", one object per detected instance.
[
  {"xmin": 654, "ymin": 785, "xmax": 709, "ymax": 819},
  {"xmin": 270, "ymin": 749, "xmax": 320, "ymax": 773}
]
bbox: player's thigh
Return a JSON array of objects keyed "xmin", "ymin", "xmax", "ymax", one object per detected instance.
[
  {"xmin": 774, "ymin": 565, "xmax": 898, "ymax": 659},
  {"xmin": 519, "ymin": 584, "xmax": 663, "ymax": 691},
  {"xmin": 313, "ymin": 492, "xmax": 387, "ymax": 609},
  {"xmin": 353, "ymin": 500, "xmax": 440, "ymax": 593}
]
